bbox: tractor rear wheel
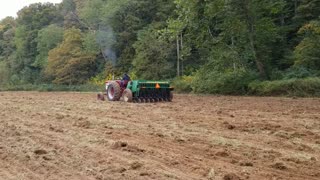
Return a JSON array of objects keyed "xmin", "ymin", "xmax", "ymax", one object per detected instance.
[
  {"xmin": 123, "ymin": 89, "xmax": 133, "ymax": 102},
  {"xmin": 107, "ymin": 81, "xmax": 121, "ymax": 101}
]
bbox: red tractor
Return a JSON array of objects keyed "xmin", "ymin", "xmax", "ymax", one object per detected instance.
[{"xmin": 105, "ymin": 80, "xmax": 130, "ymax": 101}]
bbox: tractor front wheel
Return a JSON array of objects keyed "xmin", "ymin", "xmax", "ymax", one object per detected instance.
[
  {"xmin": 107, "ymin": 81, "xmax": 121, "ymax": 101},
  {"xmin": 123, "ymin": 89, "xmax": 133, "ymax": 102}
]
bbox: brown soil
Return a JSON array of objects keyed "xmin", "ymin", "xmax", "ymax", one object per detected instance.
[{"xmin": 0, "ymin": 92, "xmax": 320, "ymax": 180}]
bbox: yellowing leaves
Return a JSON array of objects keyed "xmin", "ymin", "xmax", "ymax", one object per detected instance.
[
  {"xmin": 45, "ymin": 28, "xmax": 96, "ymax": 85},
  {"xmin": 294, "ymin": 21, "xmax": 320, "ymax": 69}
]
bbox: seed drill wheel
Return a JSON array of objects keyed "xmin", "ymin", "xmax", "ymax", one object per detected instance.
[
  {"xmin": 107, "ymin": 81, "xmax": 121, "ymax": 101},
  {"xmin": 168, "ymin": 91, "xmax": 173, "ymax": 102},
  {"xmin": 123, "ymin": 89, "xmax": 133, "ymax": 102}
]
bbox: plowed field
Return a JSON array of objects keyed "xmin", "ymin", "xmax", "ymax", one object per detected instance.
[{"xmin": 0, "ymin": 92, "xmax": 320, "ymax": 180}]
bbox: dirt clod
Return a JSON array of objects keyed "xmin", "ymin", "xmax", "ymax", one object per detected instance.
[
  {"xmin": 130, "ymin": 162, "xmax": 143, "ymax": 170},
  {"xmin": 271, "ymin": 162, "xmax": 287, "ymax": 170},
  {"xmin": 74, "ymin": 120, "xmax": 91, "ymax": 129},
  {"xmin": 240, "ymin": 161, "xmax": 253, "ymax": 167},
  {"xmin": 227, "ymin": 124, "xmax": 236, "ymax": 130},
  {"xmin": 34, "ymin": 149, "xmax": 48, "ymax": 155},
  {"xmin": 118, "ymin": 167, "xmax": 127, "ymax": 173},
  {"xmin": 113, "ymin": 141, "xmax": 128, "ymax": 149},
  {"xmin": 223, "ymin": 173, "xmax": 241, "ymax": 180},
  {"xmin": 56, "ymin": 114, "xmax": 64, "ymax": 120},
  {"xmin": 139, "ymin": 172, "xmax": 150, "ymax": 176},
  {"xmin": 43, "ymin": 156, "xmax": 52, "ymax": 161},
  {"xmin": 216, "ymin": 150, "xmax": 230, "ymax": 157}
]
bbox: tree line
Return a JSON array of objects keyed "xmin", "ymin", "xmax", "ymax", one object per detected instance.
[{"xmin": 0, "ymin": 0, "xmax": 319, "ymax": 95}]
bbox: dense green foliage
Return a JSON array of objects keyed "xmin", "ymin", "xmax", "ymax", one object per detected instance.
[
  {"xmin": 249, "ymin": 77, "xmax": 320, "ymax": 97},
  {"xmin": 0, "ymin": 0, "xmax": 319, "ymax": 95},
  {"xmin": 0, "ymin": 83, "xmax": 103, "ymax": 92}
]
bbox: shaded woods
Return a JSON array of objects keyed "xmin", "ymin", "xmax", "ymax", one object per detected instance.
[{"xmin": 0, "ymin": 0, "xmax": 319, "ymax": 96}]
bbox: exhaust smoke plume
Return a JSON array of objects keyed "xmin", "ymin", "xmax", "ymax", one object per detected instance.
[{"xmin": 97, "ymin": 25, "xmax": 117, "ymax": 66}]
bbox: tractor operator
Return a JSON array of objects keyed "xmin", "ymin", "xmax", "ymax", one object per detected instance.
[
  {"xmin": 121, "ymin": 73, "xmax": 131, "ymax": 88},
  {"xmin": 122, "ymin": 73, "xmax": 131, "ymax": 81}
]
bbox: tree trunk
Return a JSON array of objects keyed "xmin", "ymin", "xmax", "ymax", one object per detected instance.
[
  {"xmin": 248, "ymin": 23, "xmax": 266, "ymax": 78},
  {"xmin": 231, "ymin": 36, "xmax": 236, "ymax": 71},
  {"xmin": 294, "ymin": 0, "xmax": 298, "ymax": 16},
  {"xmin": 180, "ymin": 33, "xmax": 183, "ymax": 76},
  {"xmin": 280, "ymin": 13, "xmax": 285, "ymax": 26},
  {"xmin": 243, "ymin": 0, "xmax": 267, "ymax": 78},
  {"xmin": 176, "ymin": 36, "xmax": 180, "ymax": 77}
]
